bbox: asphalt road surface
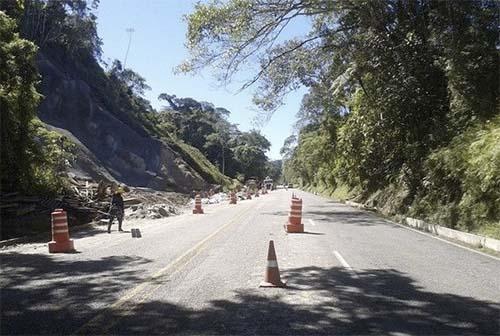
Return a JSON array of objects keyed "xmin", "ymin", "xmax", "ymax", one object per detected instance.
[{"xmin": 1, "ymin": 189, "xmax": 499, "ymax": 335}]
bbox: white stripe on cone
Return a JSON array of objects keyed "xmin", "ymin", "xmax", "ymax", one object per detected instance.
[
  {"xmin": 54, "ymin": 229, "xmax": 68, "ymax": 233},
  {"xmin": 267, "ymin": 260, "xmax": 278, "ymax": 267}
]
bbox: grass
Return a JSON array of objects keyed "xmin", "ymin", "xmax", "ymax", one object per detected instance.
[
  {"xmin": 475, "ymin": 223, "xmax": 500, "ymax": 240},
  {"xmin": 168, "ymin": 138, "xmax": 233, "ymax": 188}
]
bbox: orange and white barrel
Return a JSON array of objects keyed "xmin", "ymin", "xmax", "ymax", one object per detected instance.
[
  {"xmin": 192, "ymin": 194, "xmax": 204, "ymax": 214},
  {"xmin": 285, "ymin": 198, "xmax": 304, "ymax": 233},
  {"xmin": 229, "ymin": 191, "xmax": 237, "ymax": 204},
  {"xmin": 48, "ymin": 209, "xmax": 75, "ymax": 253}
]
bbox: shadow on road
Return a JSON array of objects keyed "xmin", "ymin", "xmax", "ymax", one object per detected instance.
[
  {"xmin": 1, "ymin": 253, "xmax": 498, "ymax": 335},
  {"xmin": 305, "ymin": 209, "xmax": 401, "ymax": 228},
  {"xmin": 0, "ymin": 252, "xmax": 152, "ymax": 334},
  {"xmin": 262, "ymin": 207, "xmax": 396, "ymax": 229},
  {"xmin": 103, "ymin": 266, "xmax": 499, "ymax": 335}
]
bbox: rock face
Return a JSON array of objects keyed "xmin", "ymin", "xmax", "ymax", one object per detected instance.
[{"xmin": 36, "ymin": 52, "xmax": 206, "ymax": 193}]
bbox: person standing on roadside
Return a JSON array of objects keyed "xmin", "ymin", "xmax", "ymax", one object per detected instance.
[{"xmin": 108, "ymin": 187, "xmax": 125, "ymax": 233}]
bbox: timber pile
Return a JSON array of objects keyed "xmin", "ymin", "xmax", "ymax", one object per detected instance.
[
  {"xmin": 0, "ymin": 193, "xmax": 49, "ymax": 217},
  {"xmin": 0, "ymin": 179, "xmax": 140, "ymax": 225}
]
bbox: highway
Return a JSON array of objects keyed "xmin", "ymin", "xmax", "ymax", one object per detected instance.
[{"xmin": 1, "ymin": 189, "xmax": 499, "ymax": 335}]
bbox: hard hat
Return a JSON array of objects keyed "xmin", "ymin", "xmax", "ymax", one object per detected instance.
[{"xmin": 115, "ymin": 187, "xmax": 124, "ymax": 194}]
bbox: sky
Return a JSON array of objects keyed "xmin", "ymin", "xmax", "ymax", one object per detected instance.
[{"xmin": 95, "ymin": 0, "xmax": 310, "ymax": 160}]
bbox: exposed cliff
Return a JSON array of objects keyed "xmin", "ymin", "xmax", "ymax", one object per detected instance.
[{"xmin": 35, "ymin": 50, "xmax": 223, "ymax": 193}]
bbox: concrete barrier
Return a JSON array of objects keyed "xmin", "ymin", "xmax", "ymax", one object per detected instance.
[
  {"xmin": 345, "ymin": 200, "xmax": 376, "ymax": 211},
  {"xmin": 483, "ymin": 237, "xmax": 500, "ymax": 251},
  {"xmin": 405, "ymin": 217, "xmax": 500, "ymax": 252}
]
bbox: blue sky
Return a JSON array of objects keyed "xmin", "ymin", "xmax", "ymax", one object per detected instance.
[{"xmin": 96, "ymin": 0, "xmax": 310, "ymax": 160}]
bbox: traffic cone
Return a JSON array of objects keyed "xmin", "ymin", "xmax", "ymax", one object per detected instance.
[
  {"xmin": 48, "ymin": 209, "xmax": 75, "ymax": 253},
  {"xmin": 260, "ymin": 240, "xmax": 286, "ymax": 287},
  {"xmin": 192, "ymin": 194, "xmax": 204, "ymax": 214},
  {"xmin": 229, "ymin": 191, "xmax": 237, "ymax": 204},
  {"xmin": 285, "ymin": 197, "xmax": 304, "ymax": 233}
]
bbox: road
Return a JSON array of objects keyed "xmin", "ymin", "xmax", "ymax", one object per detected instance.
[{"xmin": 1, "ymin": 189, "xmax": 499, "ymax": 335}]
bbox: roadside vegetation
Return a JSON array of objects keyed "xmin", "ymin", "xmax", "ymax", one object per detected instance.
[
  {"xmin": 0, "ymin": 0, "xmax": 279, "ymax": 198},
  {"xmin": 180, "ymin": 0, "xmax": 499, "ymax": 238}
]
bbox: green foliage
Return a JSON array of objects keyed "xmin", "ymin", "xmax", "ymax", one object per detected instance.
[
  {"xmin": 265, "ymin": 160, "xmax": 282, "ymax": 183},
  {"xmin": 282, "ymin": 122, "xmax": 336, "ymax": 190},
  {"xmin": 156, "ymin": 94, "xmax": 272, "ymax": 180},
  {"xmin": 2, "ymin": 0, "xmax": 103, "ymax": 61},
  {"xmin": 410, "ymin": 117, "xmax": 500, "ymax": 234},
  {"xmin": 231, "ymin": 130, "xmax": 270, "ymax": 179},
  {"xmin": 169, "ymin": 139, "xmax": 232, "ymax": 187},
  {"xmin": 29, "ymin": 119, "xmax": 76, "ymax": 194},
  {"xmin": 134, "ymin": 109, "xmax": 236, "ymax": 188},
  {"xmin": 0, "ymin": 11, "xmax": 42, "ymax": 193}
]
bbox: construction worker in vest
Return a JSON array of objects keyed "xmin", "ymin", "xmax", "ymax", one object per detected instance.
[{"xmin": 108, "ymin": 187, "xmax": 125, "ymax": 233}]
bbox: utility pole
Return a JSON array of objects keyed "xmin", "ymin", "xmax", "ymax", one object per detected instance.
[{"xmin": 123, "ymin": 27, "xmax": 135, "ymax": 68}]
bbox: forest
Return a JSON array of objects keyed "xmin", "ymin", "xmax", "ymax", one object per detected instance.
[{"xmin": 180, "ymin": 0, "xmax": 499, "ymax": 237}]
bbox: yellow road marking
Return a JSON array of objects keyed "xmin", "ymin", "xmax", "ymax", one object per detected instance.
[{"xmin": 74, "ymin": 204, "xmax": 254, "ymax": 335}]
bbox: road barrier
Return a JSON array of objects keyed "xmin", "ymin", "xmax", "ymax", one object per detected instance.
[
  {"xmin": 260, "ymin": 240, "xmax": 286, "ymax": 287},
  {"xmin": 48, "ymin": 209, "xmax": 75, "ymax": 253},
  {"xmin": 405, "ymin": 217, "xmax": 500, "ymax": 252},
  {"xmin": 229, "ymin": 191, "xmax": 237, "ymax": 204},
  {"xmin": 285, "ymin": 196, "xmax": 304, "ymax": 233},
  {"xmin": 192, "ymin": 194, "xmax": 204, "ymax": 214}
]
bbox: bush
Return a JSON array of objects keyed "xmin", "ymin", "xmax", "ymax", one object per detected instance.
[{"xmin": 410, "ymin": 117, "xmax": 500, "ymax": 235}]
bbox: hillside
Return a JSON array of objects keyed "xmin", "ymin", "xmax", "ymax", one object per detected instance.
[{"xmin": 36, "ymin": 50, "xmax": 228, "ymax": 193}]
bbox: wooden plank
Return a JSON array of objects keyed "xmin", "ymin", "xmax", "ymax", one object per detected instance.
[
  {"xmin": 0, "ymin": 203, "xmax": 18, "ymax": 209},
  {"xmin": 0, "ymin": 192, "xmax": 19, "ymax": 198}
]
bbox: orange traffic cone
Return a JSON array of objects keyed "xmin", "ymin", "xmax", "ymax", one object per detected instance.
[
  {"xmin": 260, "ymin": 240, "xmax": 286, "ymax": 287},
  {"xmin": 48, "ymin": 209, "xmax": 75, "ymax": 253},
  {"xmin": 285, "ymin": 197, "xmax": 304, "ymax": 233},
  {"xmin": 192, "ymin": 194, "xmax": 204, "ymax": 214},
  {"xmin": 229, "ymin": 191, "xmax": 237, "ymax": 204}
]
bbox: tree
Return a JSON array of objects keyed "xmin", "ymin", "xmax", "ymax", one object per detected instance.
[
  {"xmin": 180, "ymin": 0, "xmax": 498, "ymax": 195},
  {"xmin": 1, "ymin": 0, "xmax": 103, "ymax": 61},
  {"xmin": 232, "ymin": 130, "xmax": 271, "ymax": 179},
  {"xmin": 266, "ymin": 160, "xmax": 283, "ymax": 183},
  {"xmin": 0, "ymin": 11, "xmax": 41, "ymax": 192}
]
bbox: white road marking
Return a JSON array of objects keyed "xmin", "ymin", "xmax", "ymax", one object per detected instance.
[
  {"xmin": 308, "ymin": 219, "xmax": 315, "ymax": 226},
  {"xmin": 334, "ymin": 250, "xmax": 359, "ymax": 279}
]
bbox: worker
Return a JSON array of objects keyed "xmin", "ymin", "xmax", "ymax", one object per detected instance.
[{"xmin": 108, "ymin": 187, "xmax": 125, "ymax": 233}]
